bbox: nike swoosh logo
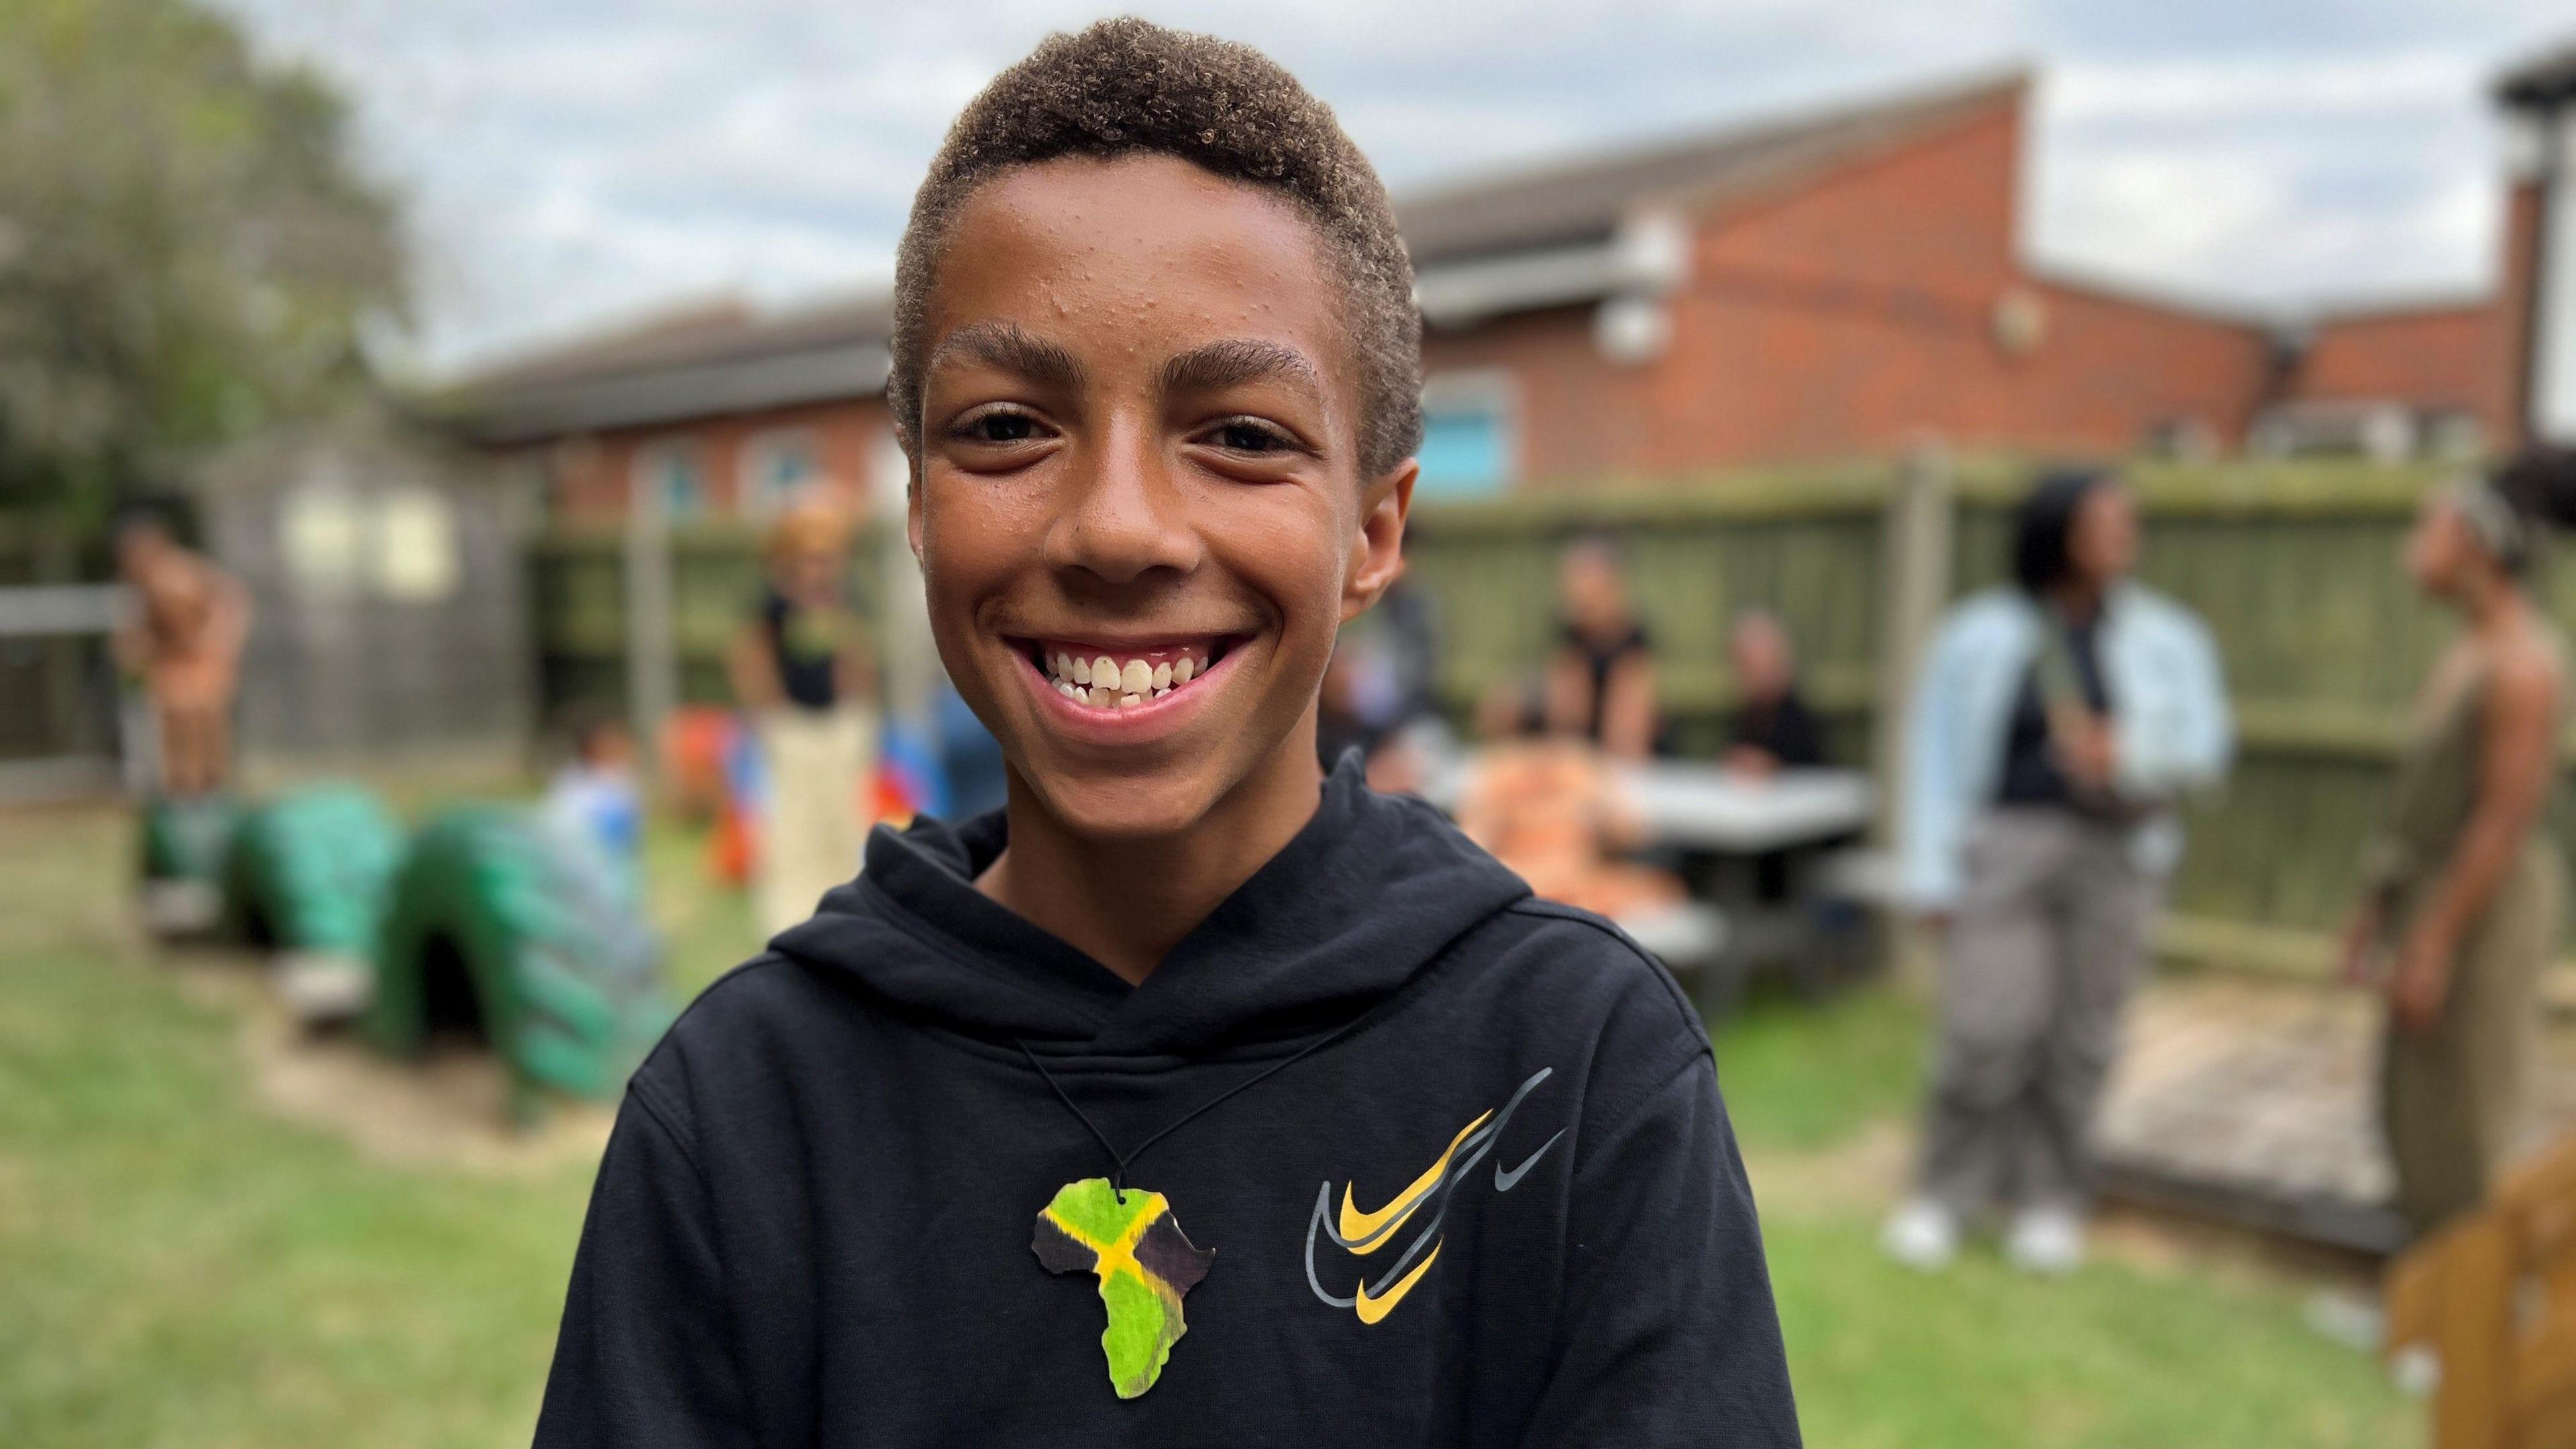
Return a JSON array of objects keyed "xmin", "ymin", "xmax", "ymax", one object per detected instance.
[
  {"xmin": 1352, "ymin": 1240, "xmax": 1442, "ymax": 1324},
  {"xmin": 1338, "ymin": 1110, "xmax": 1493, "ymax": 1251},
  {"xmin": 1492, "ymin": 1130, "xmax": 1563, "ymax": 1192},
  {"xmin": 1304, "ymin": 1067, "xmax": 1562, "ymax": 1326}
]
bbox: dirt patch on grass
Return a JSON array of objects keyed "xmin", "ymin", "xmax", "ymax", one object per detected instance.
[
  {"xmin": 1743, "ymin": 1119, "xmax": 2381, "ymax": 1294},
  {"xmin": 1743, "ymin": 1120, "xmax": 1913, "ymax": 1216},
  {"xmin": 166, "ymin": 949, "xmax": 612, "ymax": 1177}
]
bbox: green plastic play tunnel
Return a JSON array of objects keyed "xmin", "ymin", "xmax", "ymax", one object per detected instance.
[
  {"xmin": 367, "ymin": 806, "xmax": 673, "ymax": 1103},
  {"xmin": 138, "ymin": 793, "xmax": 245, "ymax": 935},
  {"xmin": 222, "ymin": 784, "xmax": 405, "ymax": 955},
  {"xmin": 140, "ymin": 792, "xmax": 242, "ymax": 884}
]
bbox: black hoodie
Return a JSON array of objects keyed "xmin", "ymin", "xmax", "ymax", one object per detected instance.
[{"xmin": 535, "ymin": 757, "xmax": 1798, "ymax": 1446}]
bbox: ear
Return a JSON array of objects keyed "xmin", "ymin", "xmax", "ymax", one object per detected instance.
[
  {"xmin": 1342, "ymin": 458, "xmax": 1416, "ymax": 624},
  {"xmin": 902, "ymin": 442, "xmax": 926, "ymax": 566}
]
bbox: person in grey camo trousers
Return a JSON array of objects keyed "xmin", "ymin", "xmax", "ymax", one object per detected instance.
[{"xmin": 1884, "ymin": 470, "xmax": 2232, "ymax": 1275}]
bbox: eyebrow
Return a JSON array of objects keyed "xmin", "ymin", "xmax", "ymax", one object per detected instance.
[
  {"xmin": 1161, "ymin": 337, "xmax": 1325, "ymax": 400},
  {"xmin": 926, "ymin": 321, "xmax": 1087, "ymax": 389}
]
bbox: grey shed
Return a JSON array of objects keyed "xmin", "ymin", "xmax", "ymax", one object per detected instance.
[{"xmin": 186, "ymin": 417, "xmax": 538, "ymax": 765}]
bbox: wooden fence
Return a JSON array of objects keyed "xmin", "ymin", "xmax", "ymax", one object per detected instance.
[{"xmin": 533, "ymin": 455, "xmax": 2576, "ymax": 969}]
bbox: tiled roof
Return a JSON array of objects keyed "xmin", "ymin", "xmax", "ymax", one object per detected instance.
[{"xmin": 1395, "ymin": 68, "xmax": 2027, "ymax": 266}]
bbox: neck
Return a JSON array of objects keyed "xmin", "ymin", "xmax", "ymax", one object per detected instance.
[
  {"xmin": 979, "ymin": 718, "xmax": 1327, "ymax": 986},
  {"xmin": 2048, "ymin": 577, "xmax": 2106, "ymax": 622},
  {"xmin": 2463, "ymin": 571, "xmax": 2527, "ymax": 635}
]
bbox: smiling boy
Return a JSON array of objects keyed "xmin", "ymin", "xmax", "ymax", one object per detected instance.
[{"xmin": 535, "ymin": 19, "xmax": 1796, "ymax": 1447}]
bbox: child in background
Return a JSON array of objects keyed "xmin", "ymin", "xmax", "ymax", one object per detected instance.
[
  {"xmin": 543, "ymin": 709, "xmax": 645, "ymax": 892},
  {"xmin": 114, "ymin": 514, "xmax": 252, "ymax": 797}
]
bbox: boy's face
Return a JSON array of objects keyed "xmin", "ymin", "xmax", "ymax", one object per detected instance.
[{"xmin": 910, "ymin": 154, "xmax": 1411, "ymax": 839}]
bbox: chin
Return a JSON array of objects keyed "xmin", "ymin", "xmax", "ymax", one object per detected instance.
[{"xmin": 1022, "ymin": 768, "xmax": 1228, "ymax": 842}]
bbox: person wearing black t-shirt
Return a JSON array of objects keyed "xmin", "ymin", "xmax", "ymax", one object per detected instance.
[
  {"xmin": 1723, "ymin": 611, "xmax": 1824, "ymax": 778},
  {"xmin": 727, "ymin": 498, "xmax": 877, "ymax": 934},
  {"xmin": 1544, "ymin": 534, "xmax": 1658, "ymax": 760},
  {"xmin": 1724, "ymin": 611, "xmax": 1830, "ymax": 904}
]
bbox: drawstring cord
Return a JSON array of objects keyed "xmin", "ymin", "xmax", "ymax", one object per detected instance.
[{"xmin": 1014, "ymin": 1020, "xmax": 1362, "ymax": 1194}]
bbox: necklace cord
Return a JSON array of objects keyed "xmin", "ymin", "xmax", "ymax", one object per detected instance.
[{"xmin": 1015, "ymin": 1017, "xmax": 1364, "ymax": 1193}]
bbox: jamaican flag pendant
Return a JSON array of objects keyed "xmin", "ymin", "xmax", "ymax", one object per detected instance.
[{"xmin": 1031, "ymin": 1178, "xmax": 1217, "ymax": 1399}]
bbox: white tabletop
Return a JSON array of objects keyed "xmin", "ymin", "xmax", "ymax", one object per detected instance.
[
  {"xmin": 1613, "ymin": 763, "xmax": 1874, "ymax": 853},
  {"xmin": 1423, "ymin": 752, "xmax": 1874, "ymax": 855}
]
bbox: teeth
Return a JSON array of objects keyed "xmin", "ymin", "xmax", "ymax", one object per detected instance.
[{"xmin": 1040, "ymin": 645, "xmax": 1222, "ymax": 710}]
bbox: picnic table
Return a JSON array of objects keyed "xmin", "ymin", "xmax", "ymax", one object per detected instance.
[
  {"xmin": 1426, "ymin": 755, "xmax": 1876, "ymax": 1003},
  {"xmin": 1613, "ymin": 762, "xmax": 1872, "ymax": 853}
]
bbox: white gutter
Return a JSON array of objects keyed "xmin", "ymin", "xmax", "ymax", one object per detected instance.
[
  {"xmin": 460, "ymin": 340, "xmax": 894, "ymax": 443},
  {"xmin": 1413, "ymin": 210, "xmax": 1691, "ymax": 328}
]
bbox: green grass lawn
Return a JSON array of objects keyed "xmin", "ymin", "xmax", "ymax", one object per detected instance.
[{"xmin": 0, "ymin": 804, "xmax": 2420, "ymax": 1447}]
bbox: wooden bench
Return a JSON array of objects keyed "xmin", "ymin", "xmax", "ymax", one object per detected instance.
[{"xmin": 2385, "ymin": 1128, "xmax": 2576, "ymax": 1448}]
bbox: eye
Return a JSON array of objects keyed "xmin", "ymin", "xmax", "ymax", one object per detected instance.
[
  {"xmin": 955, "ymin": 407, "xmax": 1045, "ymax": 445},
  {"xmin": 1205, "ymin": 418, "xmax": 1293, "ymax": 454}
]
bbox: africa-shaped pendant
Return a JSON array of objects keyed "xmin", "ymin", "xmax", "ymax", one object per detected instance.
[{"xmin": 1031, "ymin": 1178, "xmax": 1217, "ymax": 1399}]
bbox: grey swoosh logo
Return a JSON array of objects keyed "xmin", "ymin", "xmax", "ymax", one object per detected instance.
[{"xmin": 1492, "ymin": 1129, "xmax": 1563, "ymax": 1191}]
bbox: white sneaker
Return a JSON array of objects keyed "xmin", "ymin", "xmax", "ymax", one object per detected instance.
[
  {"xmin": 1880, "ymin": 1197, "xmax": 1960, "ymax": 1271},
  {"xmin": 2004, "ymin": 1205, "xmax": 2086, "ymax": 1276}
]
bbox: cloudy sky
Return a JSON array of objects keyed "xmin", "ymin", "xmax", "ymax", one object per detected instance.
[{"xmin": 217, "ymin": 0, "xmax": 2576, "ymax": 379}]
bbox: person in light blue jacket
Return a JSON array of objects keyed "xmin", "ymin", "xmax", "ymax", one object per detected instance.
[{"xmin": 1883, "ymin": 470, "xmax": 2232, "ymax": 1276}]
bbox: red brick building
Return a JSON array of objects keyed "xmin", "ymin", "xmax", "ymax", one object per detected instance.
[
  {"xmin": 452, "ymin": 295, "xmax": 902, "ymax": 522},
  {"xmin": 448, "ymin": 67, "xmax": 2522, "ymax": 515}
]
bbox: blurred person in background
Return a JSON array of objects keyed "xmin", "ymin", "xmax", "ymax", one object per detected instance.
[
  {"xmin": 1886, "ymin": 468, "xmax": 2231, "ymax": 1275},
  {"xmin": 1723, "ymin": 609, "xmax": 1824, "ymax": 779},
  {"xmin": 113, "ymin": 513, "xmax": 251, "ymax": 797},
  {"xmin": 1545, "ymin": 531, "xmax": 1658, "ymax": 759},
  {"xmin": 1316, "ymin": 561, "xmax": 1444, "ymax": 792},
  {"xmin": 1724, "ymin": 610, "xmax": 1831, "ymax": 905},
  {"xmin": 932, "ymin": 675, "xmax": 1010, "ymax": 820},
  {"xmin": 728, "ymin": 498, "xmax": 879, "ymax": 935},
  {"xmin": 2339, "ymin": 451, "xmax": 2574, "ymax": 1239},
  {"xmin": 1457, "ymin": 674, "xmax": 1683, "ymax": 920},
  {"xmin": 542, "ymin": 708, "xmax": 645, "ymax": 892}
]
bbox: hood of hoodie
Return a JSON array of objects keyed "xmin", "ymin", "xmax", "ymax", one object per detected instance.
[{"xmin": 769, "ymin": 755, "xmax": 1531, "ymax": 1059}]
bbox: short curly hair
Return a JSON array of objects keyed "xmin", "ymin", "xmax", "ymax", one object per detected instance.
[{"xmin": 889, "ymin": 17, "xmax": 1422, "ymax": 479}]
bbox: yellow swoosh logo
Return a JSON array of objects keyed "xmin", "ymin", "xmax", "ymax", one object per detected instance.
[
  {"xmin": 1353, "ymin": 1241, "xmax": 1442, "ymax": 1325},
  {"xmin": 1337, "ymin": 1110, "xmax": 1491, "ymax": 1251}
]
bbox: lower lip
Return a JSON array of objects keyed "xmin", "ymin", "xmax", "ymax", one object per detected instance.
[{"xmin": 1014, "ymin": 645, "xmax": 1240, "ymax": 739}]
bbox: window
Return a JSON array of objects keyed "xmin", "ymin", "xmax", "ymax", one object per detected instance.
[
  {"xmin": 374, "ymin": 486, "xmax": 460, "ymax": 602},
  {"xmin": 281, "ymin": 482, "xmax": 364, "ymax": 596},
  {"xmin": 632, "ymin": 439, "xmax": 708, "ymax": 521},
  {"xmin": 1415, "ymin": 373, "xmax": 1517, "ymax": 497},
  {"xmin": 739, "ymin": 428, "xmax": 820, "ymax": 520}
]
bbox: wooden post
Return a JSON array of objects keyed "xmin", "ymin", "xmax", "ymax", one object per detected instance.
[
  {"xmin": 1874, "ymin": 443, "xmax": 1953, "ymax": 979},
  {"xmin": 872, "ymin": 432, "xmax": 938, "ymax": 743},
  {"xmin": 623, "ymin": 481, "xmax": 678, "ymax": 764}
]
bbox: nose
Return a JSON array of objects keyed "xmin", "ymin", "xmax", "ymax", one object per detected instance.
[{"xmin": 1044, "ymin": 418, "xmax": 1201, "ymax": 585}]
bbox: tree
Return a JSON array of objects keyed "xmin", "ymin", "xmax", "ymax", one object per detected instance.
[{"xmin": 0, "ymin": 0, "xmax": 403, "ymax": 524}]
